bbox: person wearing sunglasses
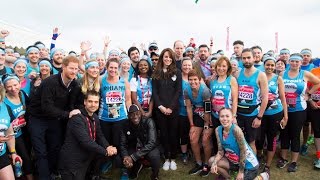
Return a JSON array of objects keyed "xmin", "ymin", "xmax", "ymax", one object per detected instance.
[{"xmin": 150, "ymin": 52, "xmax": 159, "ymax": 72}]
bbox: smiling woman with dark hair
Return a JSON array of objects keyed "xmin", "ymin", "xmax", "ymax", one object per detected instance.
[
  {"xmin": 130, "ymin": 58, "xmax": 153, "ymax": 119},
  {"xmin": 152, "ymin": 48, "xmax": 182, "ymax": 171}
]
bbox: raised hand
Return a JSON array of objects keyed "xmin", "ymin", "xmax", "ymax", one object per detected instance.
[
  {"xmin": 80, "ymin": 41, "xmax": 92, "ymax": 53},
  {"xmin": 0, "ymin": 30, "xmax": 10, "ymax": 38},
  {"xmin": 140, "ymin": 43, "xmax": 146, "ymax": 51},
  {"xmin": 104, "ymin": 35, "xmax": 111, "ymax": 47}
]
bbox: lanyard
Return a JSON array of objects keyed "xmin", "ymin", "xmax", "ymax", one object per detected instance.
[
  {"xmin": 200, "ymin": 61, "xmax": 211, "ymax": 72},
  {"xmin": 86, "ymin": 117, "xmax": 96, "ymax": 141}
]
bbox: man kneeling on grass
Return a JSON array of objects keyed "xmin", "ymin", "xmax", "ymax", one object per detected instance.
[{"xmin": 119, "ymin": 104, "xmax": 160, "ymax": 180}]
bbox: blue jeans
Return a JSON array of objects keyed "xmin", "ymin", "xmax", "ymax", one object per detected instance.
[{"xmin": 28, "ymin": 116, "xmax": 63, "ymax": 180}]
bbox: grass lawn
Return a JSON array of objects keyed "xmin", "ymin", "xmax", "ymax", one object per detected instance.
[{"xmin": 108, "ymin": 145, "xmax": 319, "ymax": 180}]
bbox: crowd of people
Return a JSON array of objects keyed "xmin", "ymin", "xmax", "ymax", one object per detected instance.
[{"xmin": 0, "ymin": 28, "xmax": 320, "ymax": 180}]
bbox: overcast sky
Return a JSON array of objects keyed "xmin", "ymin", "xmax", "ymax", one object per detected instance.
[{"xmin": 1, "ymin": 0, "xmax": 320, "ymax": 56}]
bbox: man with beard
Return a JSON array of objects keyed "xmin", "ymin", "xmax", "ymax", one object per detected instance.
[
  {"xmin": 128, "ymin": 47, "xmax": 140, "ymax": 81},
  {"xmin": 26, "ymin": 45, "xmax": 40, "ymax": 75},
  {"xmin": 236, "ymin": 48, "xmax": 268, "ymax": 154},
  {"xmin": 59, "ymin": 90, "xmax": 117, "ymax": 180},
  {"xmin": 173, "ymin": 40, "xmax": 184, "ymax": 70},
  {"xmin": 193, "ymin": 44, "xmax": 211, "ymax": 80},
  {"xmin": 50, "ymin": 48, "xmax": 65, "ymax": 74},
  {"xmin": 28, "ymin": 55, "xmax": 81, "ymax": 180},
  {"xmin": 233, "ymin": 40, "xmax": 244, "ymax": 68},
  {"xmin": 251, "ymin": 46, "xmax": 264, "ymax": 71},
  {"xmin": 185, "ymin": 47, "xmax": 195, "ymax": 60}
]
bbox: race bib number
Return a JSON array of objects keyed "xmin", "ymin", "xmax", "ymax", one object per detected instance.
[
  {"xmin": 12, "ymin": 116, "xmax": 26, "ymax": 132},
  {"xmin": 268, "ymin": 93, "xmax": 278, "ymax": 109},
  {"xmin": 238, "ymin": 85, "xmax": 254, "ymax": 102},
  {"xmin": 106, "ymin": 91, "xmax": 123, "ymax": 104},
  {"xmin": 212, "ymin": 97, "xmax": 225, "ymax": 113},
  {"xmin": 311, "ymin": 91, "xmax": 320, "ymax": 101},
  {"xmin": 285, "ymin": 92, "xmax": 297, "ymax": 108},
  {"xmin": 225, "ymin": 148, "xmax": 239, "ymax": 164}
]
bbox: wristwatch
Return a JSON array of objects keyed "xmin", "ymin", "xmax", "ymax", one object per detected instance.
[
  {"xmin": 204, "ymin": 125, "xmax": 209, "ymax": 129},
  {"xmin": 256, "ymin": 116, "xmax": 262, "ymax": 120}
]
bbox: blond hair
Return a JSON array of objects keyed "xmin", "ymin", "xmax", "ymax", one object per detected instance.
[{"xmin": 81, "ymin": 60, "xmax": 100, "ymax": 94}]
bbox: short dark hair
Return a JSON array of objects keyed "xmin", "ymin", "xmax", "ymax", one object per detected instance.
[
  {"xmin": 198, "ymin": 44, "xmax": 209, "ymax": 51},
  {"xmin": 84, "ymin": 90, "xmax": 100, "ymax": 100},
  {"xmin": 127, "ymin": 47, "xmax": 140, "ymax": 57},
  {"xmin": 34, "ymin": 41, "xmax": 45, "ymax": 46},
  {"xmin": 233, "ymin": 40, "xmax": 244, "ymax": 46},
  {"xmin": 251, "ymin": 45, "xmax": 262, "ymax": 52},
  {"xmin": 241, "ymin": 48, "xmax": 254, "ymax": 56}
]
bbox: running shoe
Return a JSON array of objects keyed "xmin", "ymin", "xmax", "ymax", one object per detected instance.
[
  {"xmin": 277, "ymin": 157, "xmax": 289, "ymax": 168},
  {"xmin": 162, "ymin": 160, "xmax": 170, "ymax": 171},
  {"xmin": 120, "ymin": 169, "xmax": 129, "ymax": 180},
  {"xmin": 182, "ymin": 153, "xmax": 188, "ymax": 164},
  {"xmin": 188, "ymin": 163, "xmax": 202, "ymax": 175},
  {"xmin": 307, "ymin": 135, "xmax": 314, "ymax": 145},
  {"xmin": 170, "ymin": 160, "xmax": 177, "ymax": 170},
  {"xmin": 300, "ymin": 144, "xmax": 308, "ymax": 156},
  {"xmin": 287, "ymin": 162, "xmax": 297, "ymax": 172},
  {"xmin": 199, "ymin": 164, "xmax": 210, "ymax": 177},
  {"xmin": 314, "ymin": 159, "xmax": 320, "ymax": 169}
]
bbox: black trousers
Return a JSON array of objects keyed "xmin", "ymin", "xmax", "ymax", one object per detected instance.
[
  {"xmin": 28, "ymin": 116, "xmax": 64, "ymax": 180},
  {"xmin": 155, "ymin": 110, "xmax": 179, "ymax": 159},
  {"xmin": 116, "ymin": 147, "xmax": 161, "ymax": 178},
  {"xmin": 60, "ymin": 166, "xmax": 87, "ymax": 180}
]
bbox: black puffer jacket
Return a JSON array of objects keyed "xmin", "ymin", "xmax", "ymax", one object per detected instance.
[{"xmin": 119, "ymin": 118, "xmax": 157, "ymax": 161}]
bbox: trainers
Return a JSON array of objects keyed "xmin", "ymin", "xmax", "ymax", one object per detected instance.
[
  {"xmin": 300, "ymin": 144, "xmax": 308, "ymax": 156},
  {"xmin": 188, "ymin": 163, "xmax": 202, "ymax": 175},
  {"xmin": 262, "ymin": 166, "xmax": 270, "ymax": 176},
  {"xmin": 120, "ymin": 169, "xmax": 129, "ymax": 180},
  {"xmin": 307, "ymin": 135, "xmax": 314, "ymax": 145},
  {"xmin": 277, "ymin": 157, "xmax": 289, "ymax": 168},
  {"xmin": 162, "ymin": 160, "xmax": 170, "ymax": 171},
  {"xmin": 182, "ymin": 153, "xmax": 188, "ymax": 164},
  {"xmin": 287, "ymin": 162, "xmax": 298, "ymax": 172},
  {"xmin": 314, "ymin": 159, "xmax": 320, "ymax": 169},
  {"xmin": 199, "ymin": 164, "xmax": 210, "ymax": 177},
  {"xmin": 170, "ymin": 160, "xmax": 177, "ymax": 170}
]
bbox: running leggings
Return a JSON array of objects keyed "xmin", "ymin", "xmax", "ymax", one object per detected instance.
[
  {"xmin": 16, "ymin": 135, "xmax": 33, "ymax": 175},
  {"xmin": 256, "ymin": 111, "xmax": 283, "ymax": 151},
  {"xmin": 178, "ymin": 115, "xmax": 190, "ymax": 146},
  {"xmin": 280, "ymin": 110, "xmax": 306, "ymax": 152},
  {"xmin": 310, "ymin": 109, "xmax": 320, "ymax": 138}
]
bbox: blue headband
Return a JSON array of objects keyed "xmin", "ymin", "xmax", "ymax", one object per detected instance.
[
  {"xmin": 0, "ymin": 49, "xmax": 5, "ymax": 55},
  {"xmin": 39, "ymin": 60, "xmax": 52, "ymax": 70},
  {"xmin": 85, "ymin": 61, "xmax": 99, "ymax": 70},
  {"xmin": 185, "ymin": 47, "xmax": 195, "ymax": 52},
  {"xmin": 13, "ymin": 59, "xmax": 28, "ymax": 68},
  {"xmin": 109, "ymin": 49, "xmax": 119, "ymax": 56},
  {"xmin": 50, "ymin": 48, "xmax": 63, "ymax": 59},
  {"xmin": 36, "ymin": 44, "xmax": 45, "ymax": 49},
  {"xmin": 120, "ymin": 57, "xmax": 131, "ymax": 64},
  {"xmin": 263, "ymin": 56, "xmax": 276, "ymax": 62},
  {"xmin": 280, "ymin": 49, "xmax": 290, "ymax": 55},
  {"xmin": 231, "ymin": 59, "xmax": 239, "ymax": 66},
  {"xmin": 300, "ymin": 49, "xmax": 312, "ymax": 55},
  {"xmin": 289, "ymin": 55, "xmax": 303, "ymax": 61},
  {"xmin": 90, "ymin": 53, "xmax": 98, "ymax": 60},
  {"xmin": 3, "ymin": 74, "xmax": 20, "ymax": 85},
  {"xmin": 26, "ymin": 47, "xmax": 39, "ymax": 55}
]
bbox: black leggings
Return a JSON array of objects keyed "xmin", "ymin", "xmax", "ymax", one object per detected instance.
[
  {"xmin": 211, "ymin": 115, "xmax": 221, "ymax": 155},
  {"xmin": 155, "ymin": 110, "xmax": 179, "ymax": 159},
  {"xmin": 178, "ymin": 115, "xmax": 190, "ymax": 146},
  {"xmin": 280, "ymin": 110, "xmax": 306, "ymax": 152},
  {"xmin": 16, "ymin": 135, "xmax": 33, "ymax": 175},
  {"xmin": 256, "ymin": 111, "xmax": 283, "ymax": 151},
  {"xmin": 310, "ymin": 109, "xmax": 320, "ymax": 138}
]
